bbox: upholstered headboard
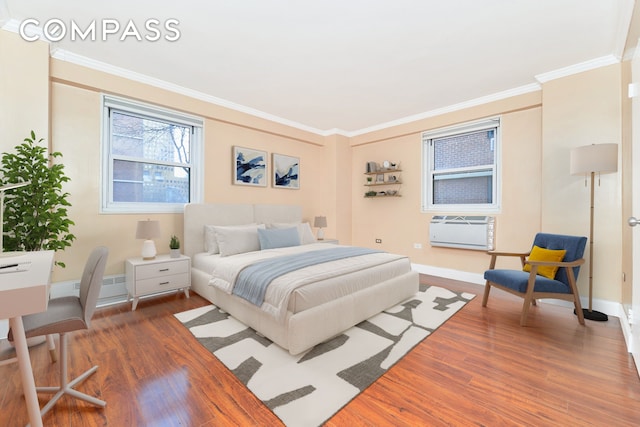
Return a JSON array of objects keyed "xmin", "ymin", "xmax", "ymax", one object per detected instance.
[{"xmin": 183, "ymin": 203, "xmax": 303, "ymax": 258}]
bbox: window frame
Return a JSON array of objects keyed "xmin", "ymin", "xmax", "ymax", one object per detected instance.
[
  {"xmin": 101, "ymin": 95, "xmax": 204, "ymax": 214},
  {"xmin": 421, "ymin": 117, "xmax": 501, "ymax": 213}
]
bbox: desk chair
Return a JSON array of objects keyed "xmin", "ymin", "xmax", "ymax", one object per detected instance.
[{"xmin": 9, "ymin": 246, "xmax": 108, "ymax": 417}]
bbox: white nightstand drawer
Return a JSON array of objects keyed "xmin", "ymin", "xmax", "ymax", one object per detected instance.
[
  {"xmin": 135, "ymin": 272, "xmax": 189, "ymax": 294},
  {"xmin": 125, "ymin": 254, "xmax": 191, "ymax": 310},
  {"xmin": 135, "ymin": 259, "xmax": 189, "ymax": 280}
]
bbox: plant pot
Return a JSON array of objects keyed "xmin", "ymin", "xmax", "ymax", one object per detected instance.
[{"xmin": 170, "ymin": 249, "xmax": 181, "ymax": 258}]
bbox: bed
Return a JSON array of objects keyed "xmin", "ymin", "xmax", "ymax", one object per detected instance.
[{"xmin": 184, "ymin": 203, "xmax": 419, "ymax": 354}]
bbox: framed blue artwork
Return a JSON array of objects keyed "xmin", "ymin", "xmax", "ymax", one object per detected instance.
[
  {"xmin": 273, "ymin": 153, "xmax": 299, "ymax": 189},
  {"xmin": 234, "ymin": 146, "xmax": 267, "ymax": 187}
]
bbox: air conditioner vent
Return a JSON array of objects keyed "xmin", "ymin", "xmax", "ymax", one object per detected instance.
[{"xmin": 429, "ymin": 215, "xmax": 495, "ymax": 250}]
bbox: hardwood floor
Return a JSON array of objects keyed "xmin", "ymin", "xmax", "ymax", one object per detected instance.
[{"xmin": 1, "ymin": 275, "xmax": 639, "ymax": 426}]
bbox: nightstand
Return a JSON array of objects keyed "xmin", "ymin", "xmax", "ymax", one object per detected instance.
[{"xmin": 125, "ymin": 254, "xmax": 191, "ymax": 311}]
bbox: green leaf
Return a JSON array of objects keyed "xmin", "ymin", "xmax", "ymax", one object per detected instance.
[{"xmin": 0, "ymin": 131, "xmax": 76, "ymax": 264}]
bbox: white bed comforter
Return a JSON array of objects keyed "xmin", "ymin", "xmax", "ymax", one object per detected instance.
[{"xmin": 207, "ymin": 243, "xmax": 408, "ymax": 320}]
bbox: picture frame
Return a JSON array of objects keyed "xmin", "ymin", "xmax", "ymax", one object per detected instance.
[
  {"xmin": 376, "ymin": 174, "xmax": 385, "ymax": 183},
  {"xmin": 233, "ymin": 146, "xmax": 267, "ymax": 187},
  {"xmin": 272, "ymin": 153, "xmax": 300, "ymax": 189}
]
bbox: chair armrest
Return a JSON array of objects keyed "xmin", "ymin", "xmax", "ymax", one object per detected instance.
[
  {"xmin": 487, "ymin": 250, "xmax": 530, "ymax": 257},
  {"xmin": 486, "ymin": 250, "xmax": 530, "ymax": 270}
]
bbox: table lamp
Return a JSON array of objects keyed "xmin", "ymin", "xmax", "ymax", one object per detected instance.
[
  {"xmin": 136, "ymin": 219, "xmax": 161, "ymax": 260},
  {"xmin": 314, "ymin": 216, "xmax": 327, "ymax": 240}
]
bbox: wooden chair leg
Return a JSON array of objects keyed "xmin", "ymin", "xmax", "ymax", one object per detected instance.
[
  {"xmin": 573, "ymin": 295, "xmax": 585, "ymax": 325},
  {"xmin": 520, "ymin": 297, "xmax": 533, "ymax": 326},
  {"xmin": 482, "ymin": 282, "xmax": 491, "ymax": 307}
]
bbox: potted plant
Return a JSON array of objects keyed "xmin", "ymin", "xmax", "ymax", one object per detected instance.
[
  {"xmin": 170, "ymin": 235, "xmax": 180, "ymax": 258},
  {"xmin": 0, "ymin": 131, "xmax": 75, "ymax": 266}
]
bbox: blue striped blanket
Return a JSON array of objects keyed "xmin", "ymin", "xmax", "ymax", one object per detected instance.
[{"xmin": 232, "ymin": 246, "xmax": 382, "ymax": 306}]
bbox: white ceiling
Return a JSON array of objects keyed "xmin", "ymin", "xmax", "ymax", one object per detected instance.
[{"xmin": 0, "ymin": 0, "xmax": 634, "ymax": 135}]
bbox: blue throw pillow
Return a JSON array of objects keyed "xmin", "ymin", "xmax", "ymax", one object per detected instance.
[{"xmin": 258, "ymin": 227, "xmax": 301, "ymax": 250}]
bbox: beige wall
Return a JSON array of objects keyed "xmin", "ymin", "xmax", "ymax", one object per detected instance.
[
  {"xmin": 0, "ymin": 28, "xmax": 629, "ymax": 307},
  {"xmin": 541, "ymin": 64, "xmax": 623, "ymax": 302},
  {"xmin": 351, "ymin": 97, "xmax": 543, "ymax": 274},
  {"xmin": 47, "ymin": 64, "xmax": 335, "ymax": 281},
  {"xmin": 0, "ymin": 31, "xmax": 49, "ymax": 152}
]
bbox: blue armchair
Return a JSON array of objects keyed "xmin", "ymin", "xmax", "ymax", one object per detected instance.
[{"xmin": 482, "ymin": 233, "xmax": 587, "ymax": 326}]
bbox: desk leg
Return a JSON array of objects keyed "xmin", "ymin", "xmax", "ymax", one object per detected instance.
[{"xmin": 9, "ymin": 316, "xmax": 43, "ymax": 427}]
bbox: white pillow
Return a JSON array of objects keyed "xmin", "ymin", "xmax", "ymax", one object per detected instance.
[
  {"xmin": 214, "ymin": 224, "xmax": 265, "ymax": 257},
  {"xmin": 269, "ymin": 222, "xmax": 316, "ymax": 245},
  {"xmin": 268, "ymin": 222, "xmax": 299, "ymax": 229},
  {"xmin": 204, "ymin": 223, "xmax": 261, "ymax": 254},
  {"xmin": 204, "ymin": 225, "xmax": 219, "ymax": 254},
  {"xmin": 298, "ymin": 222, "xmax": 317, "ymax": 245}
]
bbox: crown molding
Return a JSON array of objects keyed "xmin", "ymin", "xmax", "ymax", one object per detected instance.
[
  {"xmin": 535, "ymin": 55, "xmax": 620, "ymax": 83},
  {"xmin": 346, "ymin": 83, "xmax": 542, "ymax": 137},
  {"xmin": 614, "ymin": 0, "xmax": 636, "ymax": 60},
  {"xmin": 50, "ymin": 48, "xmax": 329, "ymax": 137},
  {"xmin": 2, "ymin": 16, "xmax": 625, "ymax": 138}
]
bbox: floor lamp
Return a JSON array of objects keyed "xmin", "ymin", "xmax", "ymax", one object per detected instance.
[
  {"xmin": 0, "ymin": 181, "xmax": 31, "ymax": 253},
  {"xmin": 569, "ymin": 143, "xmax": 618, "ymax": 321}
]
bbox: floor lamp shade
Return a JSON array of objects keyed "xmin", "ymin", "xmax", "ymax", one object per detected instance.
[
  {"xmin": 569, "ymin": 143, "xmax": 618, "ymax": 322},
  {"xmin": 136, "ymin": 220, "xmax": 161, "ymax": 260},
  {"xmin": 570, "ymin": 143, "xmax": 618, "ymax": 175}
]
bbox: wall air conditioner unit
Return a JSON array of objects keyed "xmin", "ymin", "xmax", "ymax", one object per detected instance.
[{"xmin": 429, "ymin": 216, "xmax": 495, "ymax": 251}]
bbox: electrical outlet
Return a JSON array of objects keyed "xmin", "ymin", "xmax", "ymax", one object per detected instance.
[
  {"xmin": 414, "ymin": 243, "xmax": 422, "ymax": 249},
  {"xmin": 375, "ymin": 239, "xmax": 382, "ymax": 244}
]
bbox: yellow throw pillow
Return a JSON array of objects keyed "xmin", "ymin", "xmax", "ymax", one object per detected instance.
[{"xmin": 523, "ymin": 245, "xmax": 566, "ymax": 279}]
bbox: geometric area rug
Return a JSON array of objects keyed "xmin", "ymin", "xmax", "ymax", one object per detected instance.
[{"xmin": 175, "ymin": 284, "xmax": 474, "ymax": 427}]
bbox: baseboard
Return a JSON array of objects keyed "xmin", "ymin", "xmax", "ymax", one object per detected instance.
[
  {"xmin": 411, "ymin": 263, "xmax": 485, "ymax": 285},
  {"xmin": 411, "ymin": 262, "xmax": 622, "ymax": 319}
]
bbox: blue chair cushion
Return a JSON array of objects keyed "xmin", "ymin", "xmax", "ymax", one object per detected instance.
[{"xmin": 484, "ymin": 269, "xmax": 571, "ymax": 294}]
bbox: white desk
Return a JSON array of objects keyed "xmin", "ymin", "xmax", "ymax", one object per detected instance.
[{"xmin": 0, "ymin": 251, "xmax": 54, "ymax": 427}]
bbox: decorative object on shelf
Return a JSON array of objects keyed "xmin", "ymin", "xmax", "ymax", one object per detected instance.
[
  {"xmin": 272, "ymin": 153, "xmax": 299, "ymax": 189},
  {"xmin": 233, "ymin": 146, "xmax": 267, "ymax": 187},
  {"xmin": 0, "ymin": 131, "xmax": 76, "ymax": 266},
  {"xmin": 314, "ymin": 216, "xmax": 327, "ymax": 240},
  {"xmin": 136, "ymin": 219, "xmax": 161, "ymax": 260},
  {"xmin": 366, "ymin": 161, "xmax": 378, "ymax": 173},
  {"xmin": 363, "ymin": 161, "xmax": 402, "ymax": 197},
  {"xmin": 170, "ymin": 235, "xmax": 181, "ymax": 258},
  {"xmin": 570, "ymin": 143, "xmax": 618, "ymax": 322}
]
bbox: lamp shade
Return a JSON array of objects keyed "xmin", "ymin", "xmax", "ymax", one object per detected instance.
[
  {"xmin": 313, "ymin": 216, "xmax": 327, "ymax": 228},
  {"xmin": 570, "ymin": 143, "xmax": 618, "ymax": 175},
  {"xmin": 135, "ymin": 220, "xmax": 161, "ymax": 240}
]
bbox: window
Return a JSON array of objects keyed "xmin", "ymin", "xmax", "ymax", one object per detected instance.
[
  {"xmin": 422, "ymin": 118, "xmax": 500, "ymax": 212},
  {"xmin": 102, "ymin": 95, "xmax": 203, "ymax": 213}
]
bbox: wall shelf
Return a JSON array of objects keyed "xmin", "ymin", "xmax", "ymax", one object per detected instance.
[{"xmin": 364, "ymin": 164, "xmax": 401, "ymax": 198}]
